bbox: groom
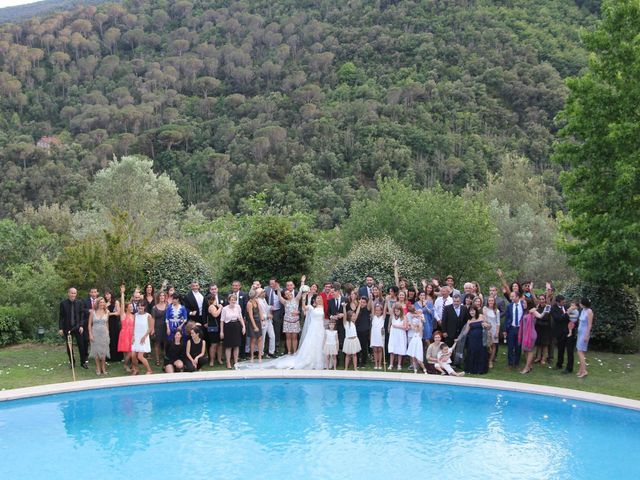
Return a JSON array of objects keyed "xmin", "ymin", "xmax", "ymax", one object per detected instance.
[{"xmin": 328, "ymin": 282, "xmax": 346, "ymax": 366}]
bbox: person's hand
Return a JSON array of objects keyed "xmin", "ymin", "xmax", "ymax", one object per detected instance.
[
  {"xmin": 120, "ymin": 284, "xmax": 126, "ymax": 294},
  {"xmin": 220, "ymin": 331, "xmax": 224, "ymax": 339},
  {"xmin": 192, "ymin": 360, "xmax": 197, "ymax": 367},
  {"xmin": 141, "ymin": 335, "xmax": 147, "ymax": 345},
  {"xmin": 190, "ymin": 311, "xmax": 197, "ymax": 316},
  {"xmin": 496, "ymin": 268, "xmax": 503, "ymax": 277},
  {"xmin": 301, "ymin": 275, "xmax": 306, "ymax": 283},
  {"xmin": 393, "ymin": 259, "xmax": 398, "ymax": 267},
  {"xmin": 90, "ymin": 334, "xmax": 94, "ymax": 342},
  {"xmin": 503, "ymin": 331, "xmax": 507, "ymax": 338},
  {"xmin": 79, "ymin": 327, "xmax": 84, "ymax": 334},
  {"xmin": 254, "ymin": 327, "xmax": 259, "ymax": 333},
  {"xmin": 241, "ymin": 327, "xmax": 246, "ymax": 335},
  {"xmin": 58, "ymin": 329, "xmax": 63, "ymax": 336}
]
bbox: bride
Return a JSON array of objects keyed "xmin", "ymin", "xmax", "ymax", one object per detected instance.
[{"xmin": 236, "ymin": 293, "xmax": 326, "ymax": 370}]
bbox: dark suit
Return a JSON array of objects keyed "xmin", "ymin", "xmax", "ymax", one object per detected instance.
[
  {"xmin": 504, "ymin": 300, "xmax": 525, "ymax": 367},
  {"xmin": 441, "ymin": 304, "xmax": 469, "ymax": 347},
  {"xmin": 59, "ymin": 298, "xmax": 87, "ymax": 365},
  {"xmin": 184, "ymin": 291, "xmax": 206, "ymax": 325},
  {"xmin": 328, "ymin": 295, "xmax": 347, "ymax": 363},
  {"xmin": 80, "ymin": 297, "xmax": 95, "ymax": 363},
  {"xmin": 358, "ymin": 285, "xmax": 373, "ymax": 299},
  {"xmin": 551, "ymin": 303, "xmax": 575, "ymax": 372}
]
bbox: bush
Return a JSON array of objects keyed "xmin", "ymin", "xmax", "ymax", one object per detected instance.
[
  {"xmin": 0, "ymin": 306, "xmax": 24, "ymax": 347},
  {"xmin": 332, "ymin": 236, "xmax": 423, "ymax": 289},
  {"xmin": 560, "ymin": 282, "xmax": 640, "ymax": 352},
  {"xmin": 221, "ymin": 215, "xmax": 315, "ymax": 285},
  {"xmin": 143, "ymin": 240, "xmax": 211, "ymax": 294}
]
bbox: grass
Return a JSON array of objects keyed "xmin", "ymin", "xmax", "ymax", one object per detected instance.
[{"xmin": 1, "ymin": 342, "xmax": 639, "ymax": 400}]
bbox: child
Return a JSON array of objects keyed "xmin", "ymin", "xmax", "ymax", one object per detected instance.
[
  {"xmin": 406, "ymin": 305, "xmax": 424, "ymax": 371},
  {"xmin": 567, "ymin": 301, "xmax": 579, "ymax": 337},
  {"xmin": 324, "ymin": 320, "xmax": 339, "ymax": 370},
  {"xmin": 435, "ymin": 341, "xmax": 465, "ymax": 377},
  {"xmin": 370, "ymin": 304, "xmax": 386, "ymax": 370},
  {"xmin": 343, "ymin": 311, "xmax": 361, "ymax": 370},
  {"xmin": 388, "ymin": 304, "xmax": 408, "ymax": 370},
  {"xmin": 406, "ymin": 317, "xmax": 427, "ymax": 374}
]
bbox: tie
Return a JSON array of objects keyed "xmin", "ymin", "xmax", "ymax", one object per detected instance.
[
  {"xmin": 514, "ymin": 304, "xmax": 519, "ymax": 327},
  {"xmin": 270, "ymin": 289, "xmax": 275, "ymax": 305}
]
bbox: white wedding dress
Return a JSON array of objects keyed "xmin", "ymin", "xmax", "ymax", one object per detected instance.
[{"xmin": 235, "ymin": 305, "xmax": 326, "ymax": 370}]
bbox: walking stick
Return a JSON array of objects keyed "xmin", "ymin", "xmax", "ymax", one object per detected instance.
[
  {"xmin": 67, "ymin": 332, "xmax": 77, "ymax": 382},
  {"xmin": 382, "ymin": 326, "xmax": 387, "ymax": 372}
]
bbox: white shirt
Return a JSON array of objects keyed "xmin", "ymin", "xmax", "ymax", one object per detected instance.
[
  {"xmin": 434, "ymin": 296, "xmax": 453, "ymax": 322},
  {"xmin": 193, "ymin": 291, "xmax": 204, "ymax": 315}
]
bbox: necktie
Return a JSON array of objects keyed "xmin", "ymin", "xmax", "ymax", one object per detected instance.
[
  {"xmin": 270, "ymin": 289, "xmax": 275, "ymax": 305},
  {"xmin": 514, "ymin": 304, "xmax": 519, "ymax": 327}
]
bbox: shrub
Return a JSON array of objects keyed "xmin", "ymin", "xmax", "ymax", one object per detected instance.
[
  {"xmin": 560, "ymin": 282, "xmax": 640, "ymax": 352},
  {"xmin": 332, "ymin": 236, "xmax": 423, "ymax": 289},
  {"xmin": 0, "ymin": 306, "xmax": 24, "ymax": 347},
  {"xmin": 143, "ymin": 240, "xmax": 211, "ymax": 294},
  {"xmin": 221, "ymin": 215, "xmax": 315, "ymax": 286}
]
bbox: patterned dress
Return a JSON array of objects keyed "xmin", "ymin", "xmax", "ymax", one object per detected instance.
[{"xmin": 90, "ymin": 312, "xmax": 110, "ymax": 359}]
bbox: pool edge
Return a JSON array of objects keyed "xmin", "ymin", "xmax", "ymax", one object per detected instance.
[{"xmin": 1, "ymin": 370, "xmax": 639, "ymax": 411}]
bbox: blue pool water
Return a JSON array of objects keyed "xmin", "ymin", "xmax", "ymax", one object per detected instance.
[{"xmin": 0, "ymin": 379, "xmax": 638, "ymax": 479}]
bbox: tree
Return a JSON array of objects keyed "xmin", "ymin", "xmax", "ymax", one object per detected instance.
[
  {"xmin": 553, "ymin": 0, "xmax": 640, "ymax": 286},
  {"xmin": 72, "ymin": 155, "xmax": 183, "ymax": 242},
  {"xmin": 222, "ymin": 215, "xmax": 315, "ymax": 285},
  {"xmin": 340, "ymin": 178, "xmax": 497, "ymax": 283}
]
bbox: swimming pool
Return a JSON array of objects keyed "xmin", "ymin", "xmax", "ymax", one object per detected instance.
[{"xmin": 1, "ymin": 377, "xmax": 638, "ymax": 479}]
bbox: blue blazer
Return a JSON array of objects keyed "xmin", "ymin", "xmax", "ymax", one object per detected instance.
[
  {"xmin": 504, "ymin": 300, "xmax": 526, "ymax": 330},
  {"xmin": 358, "ymin": 285, "xmax": 370, "ymax": 298}
]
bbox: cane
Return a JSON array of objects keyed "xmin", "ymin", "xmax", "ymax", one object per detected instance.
[
  {"xmin": 382, "ymin": 326, "xmax": 387, "ymax": 372},
  {"xmin": 67, "ymin": 332, "xmax": 77, "ymax": 382}
]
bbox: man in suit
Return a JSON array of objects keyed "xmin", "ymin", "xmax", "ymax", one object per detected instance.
[
  {"xmin": 441, "ymin": 294, "xmax": 468, "ymax": 347},
  {"xmin": 184, "ymin": 280, "xmax": 205, "ymax": 328},
  {"xmin": 503, "ymin": 291, "xmax": 525, "ymax": 368},
  {"xmin": 265, "ymin": 278, "xmax": 284, "ymax": 356},
  {"xmin": 59, "ymin": 287, "xmax": 88, "ymax": 368},
  {"xmin": 434, "ymin": 286, "xmax": 453, "ymax": 328},
  {"xmin": 328, "ymin": 282, "xmax": 346, "ymax": 365},
  {"xmin": 445, "ymin": 275, "xmax": 461, "ymax": 298},
  {"xmin": 551, "ymin": 294, "xmax": 576, "ymax": 373},
  {"xmin": 358, "ymin": 275, "xmax": 375, "ymax": 299}
]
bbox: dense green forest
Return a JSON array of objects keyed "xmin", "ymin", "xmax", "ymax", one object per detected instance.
[
  {"xmin": 0, "ymin": 0, "xmax": 597, "ymax": 224},
  {"xmin": 0, "ymin": 0, "xmax": 108, "ymax": 23}
]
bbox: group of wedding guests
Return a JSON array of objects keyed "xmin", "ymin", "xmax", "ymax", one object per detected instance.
[{"xmin": 58, "ymin": 268, "xmax": 594, "ymax": 378}]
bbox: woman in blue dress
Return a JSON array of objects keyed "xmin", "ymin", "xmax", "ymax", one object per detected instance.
[
  {"xmin": 165, "ymin": 294, "xmax": 188, "ymax": 342},
  {"xmin": 576, "ymin": 297, "xmax": 594, "ymax": 378},
  {"xmin": 464, "ymin": 306, "xmax": 490, "ymax": 374},
  {"xmin": 414, "ymin": 289, "xmax": 434, "ymax": 348}
]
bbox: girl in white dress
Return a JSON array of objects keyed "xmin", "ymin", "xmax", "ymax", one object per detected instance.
[
  {"xmin": 343, "ymin": 311, "xmax": 361, "ymax": 370},
  {"xmin": 406, "ymin": 312, "xmax": 427, "ymax": 374},
  {"xmin": 323, "ymin": 320, "xmax": 338, "ymax": 370},
  {"xmin": 370, "ymin": 303, "xmax": 386, "ymax": 370},
  {"xmin": 131, "ymin": 301, "xmax": 154, "ymax": 375},
  {"xmin": 405, "ymin": 305, "xmax": 424, "ymax": 371},
  {"xmin": 388, "ymin": 304, "xmax": 408, "ymax": 370}
]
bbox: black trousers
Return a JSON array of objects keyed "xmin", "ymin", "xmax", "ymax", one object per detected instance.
[
  {"xmin": 184, "ymin": 356, "xmax": 208, "ymax": 372},
  {"xmin": 556, "ymin": 332, "xmax": 576, "ymax": 372},
  {"xmin": 271, "ymin": 308, "xmax": 284, "ymax": 351},
  {"xmin": 357, "ymin": 330, "xmax": 370, "ymax": 366},
  {"xmin": 64, "ymin": 329, "xmax": 88, "ymax": 365}
]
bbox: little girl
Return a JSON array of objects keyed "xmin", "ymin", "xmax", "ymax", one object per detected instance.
[
  {"xmin": 323, "ymin": 320, "xmax": 338, "ymax": 370},
  {"xmin": 388, "ymin": 304, "xmax": 408, "ymax": 370},
  {"xmin": 405, "ymin": 317, "xmax": 427, "ymax": 374},
  {"xmin": 343, "ymin": 311, "xmax": 361, "ymax": 370},
  {"xmin": 436, "ymin": 341, "xmax": 465, "ymax": 376},
  {"xmin": 370, "ymin": 304, "xmax": 386, "ymax": 370},
  {"xmin": 405, "ymin": 305, "xmax": 424, "ymax": 371}
]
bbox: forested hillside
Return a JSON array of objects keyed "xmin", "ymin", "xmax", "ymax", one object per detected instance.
[
  {"xmin": 0, "ymin": 0, "xmax": 596, "ymax": 225},
  {"xmin": 0, "ymin": 0, "xmax": 108, "ymax": 24}
]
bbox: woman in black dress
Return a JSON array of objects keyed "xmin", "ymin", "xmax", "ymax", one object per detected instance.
[
  {"xmin": 164, "ymin": 329, "xmax": 185, "ymax": 373},
  {"xmin": 464, "ymin": 306, "xmax": 490, "ymax": 374},
  {"xmin": 152, "ymin": 291, "xmax": 168, "ymax": 366},
  {"xmin": 206, "ymin": 294, "xmax": 223, "ymax": 366},
  {"xmin": 534, "ymin": 293, "xmax": 553, "ymax": 364},
  {"xmin": 104, "ymin": 289, "xmax": 123, "ymax": 362},
  {"xmin": 184, "ymin": 326, "xmax": 207, "ymax": 372}
]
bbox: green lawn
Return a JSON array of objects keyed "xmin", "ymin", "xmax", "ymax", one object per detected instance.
[{"xmin": 1, "ymin": 342, "xmax": 639, "ymax": 400}]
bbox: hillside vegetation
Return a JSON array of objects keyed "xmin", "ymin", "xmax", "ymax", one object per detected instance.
[{"xmin": 0, "ymin": 0, "xmax": 596, "ymax": 225}]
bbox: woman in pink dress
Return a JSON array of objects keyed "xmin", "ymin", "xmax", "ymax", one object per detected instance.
[{"xmin": 118, "ymin": 285, "xmax": 135, "ymax": 373}]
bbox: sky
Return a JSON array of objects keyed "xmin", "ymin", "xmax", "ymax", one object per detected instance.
[{"xmin": 0, "ymin": 0, "xmax": 44, "ymax": 8}]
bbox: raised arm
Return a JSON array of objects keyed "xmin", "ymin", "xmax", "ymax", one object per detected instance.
[
  {"xmin": 393, "ymin": 259, "xmax": 400, "ymax": 287},
  {"xmin": 294, "ymin": 275, "xmax": 306, "ymax": 302},
  {"xmin": 120, "ymin": 285, "xmax": 126, "ymax": 319}
]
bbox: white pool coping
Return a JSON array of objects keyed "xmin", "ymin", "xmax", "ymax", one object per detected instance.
[{"xmin": 1, "ymin": 370, "xmax": 639, "ymax": 411}]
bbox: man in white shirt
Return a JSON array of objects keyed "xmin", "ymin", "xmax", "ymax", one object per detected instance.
[
  {"xmin": 434, "ymin": 286, "xmax": 453, "ymax": 326},
  {"xmin": 184, "ymin": 280, "xmax": 205, "ymax": 327}
]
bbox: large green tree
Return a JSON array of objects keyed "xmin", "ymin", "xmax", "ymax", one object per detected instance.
[{"xmin": 553, "ymin": 0, "xmax": 640, "ymax": 286}]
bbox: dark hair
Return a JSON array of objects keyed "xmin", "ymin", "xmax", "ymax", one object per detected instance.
[
  {"xmin": 192, "ymin": 326, "xmax": 203, "ymax": 337},
  {"xmin": 137, "ymin": 300, "xmax": 148, "ymax": 311},
  {"xmin": 311, "ymin": 294, "xmax": 319, "ymax": 305},
  {"xmin": 580, "ymin": 297, "xmax": 591, "ymax": 308},
  {"xmin": 525, "ymin": 297, "xmax": 536, "ymax": 310},
  {"xmin": 144, "ymin": 283, "xmax": 154, "ymax": 296},
  {"xmin": 468, "ymin": 306, "xmax": 479, "ymax": 319},
  {"xmin": 439, "ymin": 343, "xmax": 448, "ymax": 350},
  {"xmin": 172, "ymin": 294, "xmax": 182, "ymax": 303},
  {"xmin": 511, "ymin": 282, "xmax": 522, "ymax": 294},
  {"xmin": 463, "ymin": 293, "xmax": 475, "ymax": 304},
  {"xmin": 555, "ymin": 294, "xmax": 565, "ymax": 302},
  {"xmin": 389, "ymin": 285, "xmax": 399, "ymax": 295}
]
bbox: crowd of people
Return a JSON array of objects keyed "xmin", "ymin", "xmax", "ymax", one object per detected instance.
[{"xmin": 58, "ymin": 267, "xmax": 594, "ymax": 378}]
